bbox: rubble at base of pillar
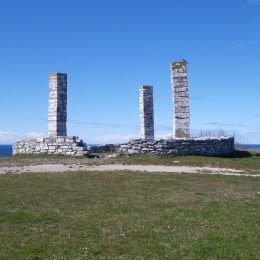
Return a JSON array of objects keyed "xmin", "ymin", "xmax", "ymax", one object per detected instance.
[{"xmin": 13, "ymin": 136, "xmax": 89, "ymax": 156}]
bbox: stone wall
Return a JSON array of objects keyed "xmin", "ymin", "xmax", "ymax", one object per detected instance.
[
  {"xmin": 86, "ymin": 144, "xmax": 118, "ymax": 153},
  {"xmin": 13, "ymin": 136, "xmax": 88, "ymax": 156},
  {"xmin": 13, "ymin": 136, "xmax": 234, "ymax": 157},
  {"xmin": 170, "ymin": 61, "xmax": 190, "ymax": 138},
  {"xmin": 114, "ymin": 137, "xmax": 234, "ymax": 156},
  {"xmin": 139, "ymin": 85, "xmax": 154, "ymax": 139}
]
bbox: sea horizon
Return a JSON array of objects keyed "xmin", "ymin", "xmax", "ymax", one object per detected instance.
[{"xmin": 0, "ymin": 144, "xmax": 13, "ymax": 156}]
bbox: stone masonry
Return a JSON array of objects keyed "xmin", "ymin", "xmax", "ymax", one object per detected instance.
[
  {"xmin": 13, "ymin": 136, "xmax": 89, "ymax": 156},
  {"xmin": 139, "ymin": 85, "xmax": 154, "ymax": 139},
  {"xmin": 48, "ymin": 73, "xmax": 67, "ymax": 136},
  {"xmin": 13, "ymin": 73, "xmax": 89, "ymax": 157},
  {"xmin": 12, "ymin": 67, "xmax": 235, "ymax": 157},
  {"xmin": 13, "ymin": 136, "xmax": 234, "ymax": 157},
  {"xmin": 115, "ymin": 136, "xmax": 234, "ymax": 156},
  {"xmin": 170, "ymin": 61, "xmax": 190, "ymax": 138}
]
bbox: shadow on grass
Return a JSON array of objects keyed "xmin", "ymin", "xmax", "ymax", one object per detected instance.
[{"xmin": 218, "ymin": 150, "xmax": 253, "ymax": 158}]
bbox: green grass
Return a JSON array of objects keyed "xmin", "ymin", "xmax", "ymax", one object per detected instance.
[{"xmin": 0, "ymin": 166, "xmax": 259, "ymax": 259}]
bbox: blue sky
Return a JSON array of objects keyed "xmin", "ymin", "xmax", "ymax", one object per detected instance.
[{"xmin": 0, "ymin": 0, "xmax": 259, "ymax": 144}]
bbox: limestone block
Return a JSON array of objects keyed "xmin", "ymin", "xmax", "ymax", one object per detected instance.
[
  {"xmin": 175, "ymin": 107, "xmax": 189, "ymax": 113},
  {"xmin": 173, "ymin": 100, "xmax": 189, "ymax": 107},
  {"xmin": 175, "ymin": 114, "xmax": 190, "ymax": 120},
  {"xmin": 57, "ymin": 131, "xmax": 67, "ymax": 136},
  {"xmin": 73, "ymin": 146, "xmax": 87, "ymax": 151},
  {"xmin": 40, "ymin": 144, "xmax": 49, "ymax": 150},
  {"xmin": 173, "ymin": 87, "xmax": 188, "ymax": 93}
]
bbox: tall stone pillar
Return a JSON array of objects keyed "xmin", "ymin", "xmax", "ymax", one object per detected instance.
[
  {"xmin": 170, "ymin": 61, "xmax": 190, "ymax": 138},
  {"xmin": 139, "ymin": 85, "xmax": 154, "ymax": 140},
  {"xmin": 48, "ymin": 73, "xmax": 67, "ymax": 137}
]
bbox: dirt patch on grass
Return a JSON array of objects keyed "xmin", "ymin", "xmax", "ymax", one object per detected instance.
[
  {"xmin": 1, "ymin": 163, "xmax": 259, "ymax": 177},
  {"xmin": 1, "ymin": 154, "xmax": 260, "ymax": 177}
]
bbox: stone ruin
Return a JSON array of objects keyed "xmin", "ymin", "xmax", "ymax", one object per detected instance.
[
  {"xmin": 13, "ymin": 73, "xmax": 89, "ymax": 156},
  {"xmin": 13, "ymin": 62, "xmax": 234, "ymax": 156},
  {"xmin": 138, "ymin": 61, "xmax": 190, "ymax": 140}
]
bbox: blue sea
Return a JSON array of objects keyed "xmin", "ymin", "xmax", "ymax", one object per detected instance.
[
  {"xmin": 0, "ymin": 145, "xmax": 13, "ymax": 156},
  {"xmin": 240, "ymin": 144, "xmax": 260, "ymax": 150}
]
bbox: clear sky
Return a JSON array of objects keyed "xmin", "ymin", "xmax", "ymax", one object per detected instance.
[{"xmin": 0, "ymin": 0, "xmax": 259, "ymax": 145}]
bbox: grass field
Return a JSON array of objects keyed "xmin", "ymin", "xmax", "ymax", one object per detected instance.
[{"xmin": 0, "ymin": 152, "xmax": 260, "ymax": 259}]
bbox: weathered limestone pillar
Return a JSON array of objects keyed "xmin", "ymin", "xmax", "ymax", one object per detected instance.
[
  {"xmin": 139, "ymin": 85, "xmax": 154, "ymax": 139},
  {"xmin": 170, "ymin": 61, "xmax": 190, "ymax": 138},
  {"xmin": 48, "ymin": 73, "xmax": 67, "ymax": 137}
]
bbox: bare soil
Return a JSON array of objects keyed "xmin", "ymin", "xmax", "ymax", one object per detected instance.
[{"xmin": 1, "ymin": 155, "xmax": 259, "ymax": 177}]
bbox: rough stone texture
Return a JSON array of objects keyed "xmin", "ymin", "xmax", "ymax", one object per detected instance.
[
  {"xmin": 13, "ymin": 137, "xmax": 234, "ymax": 157},
  {"xmin": 114, "ymin": 137, "xmax": 234, "ymax": 156},
  {"xmin": 86, "ymin": 144, "xmax": 118, "ymax": 153},
  {"xmin": 12, "ymin": 70, "xmax": 234, "ymax": 158},
  {"xmin": 139, "ymin": 85, "xmax": 154, "ymax": 139},
  {"xmin": 13, "ymin": 136, "xmax": 89, "ymax": 156},
  {"xmin": 48, "ymin": 73, "xmax": 67, "ymax": 137},
  {"xmin": 170, "ymin": 61, "xmax": 190, "ymax": 138}
]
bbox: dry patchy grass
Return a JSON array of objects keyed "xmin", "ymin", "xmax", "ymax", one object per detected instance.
[{"xmin": 0, "ymin": 167, "xmax": 259, "ymax": 259}]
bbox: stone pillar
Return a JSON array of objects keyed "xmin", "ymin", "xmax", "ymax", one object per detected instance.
[
  {"xmin": 139, "ymin": 85, "xmax": 154, "ymax": 140},
  {"xmin": 170, "ymin": 61, "xmax": 190, "ymax": 138},
  {"xmin": 48, "ymin": 73, "xmax": 67, "ymax": 137}
]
